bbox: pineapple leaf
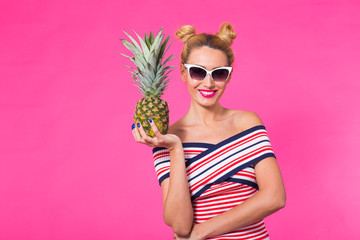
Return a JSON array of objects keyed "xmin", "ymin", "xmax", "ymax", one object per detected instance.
[
  {"xmin": 123, "ymin": 31, "xmax": 142, "ymax": 52},
  {"xmin": 163, "ymin": 69, "xmax": 174, "ymax": 78},
  {"xmin": 124, "ymin": 64, "xmax": 137, "ymax": 72},
  {"xmin": 161, "ymin": 39, "xmax": 175, "ymax": 61},
  {"xmin": 120, "ymin": 27, "xmax": 175, "ymax": 98},
  {"xmin": 158, "ymin": 35, "xmax": 170, "ymax": 61},
  {"xmin": 133, "ymin": 58, "xmax": 147, "ymax": 73},
  {"xmin": 154, "ymin": 36, "xmax": 164, "ymax": 59},
  {"xmin": 149, "ymin": 32, "xmax": 155, "ymax": 45},
  {"xmin": 150, "ymin": 29, "xmax": 163, "ymax": 54},
  {"xmin": 120, "ymin": 39, "xmax": 147, "ymax": 70},
  {"xmin": 148, "ymin": 50, "xmax": 157, "ymax": 74},
  {"xmin": 120, "ymin": 53, "xmax": 135, "ymax": 61},
  {"xmin": 156, "ymin": 63, "xmax": 173, "ymax": 80},
  {"xmin": 136, "ymin": 72, "xmax": 153, "ymax": 87},
  {"xmin": 146, "ymin": 63, "xmax": 156, "ymax": 80},
  {"xmin": 155, "ymin": 66, "xmax": 165, "ymax": 79},
  {"xmin": 134, "ymin": 31, "xmax": 150, "ymax": 60},
  {"xmin": 162, "ymin": 54, "xmax": 176, "ymax": 66},
  {"xmin": 144, "ymin": 33, "xmax": 151, "ymax": 49}
]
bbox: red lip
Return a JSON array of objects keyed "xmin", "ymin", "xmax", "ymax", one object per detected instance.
[
  {"xmin": 198, "ymin": 89, "xmax": 217, "ymax": 92},
  {"xmin": 198, "ymin": 89, "xmax": 217, "ymax": 98}
]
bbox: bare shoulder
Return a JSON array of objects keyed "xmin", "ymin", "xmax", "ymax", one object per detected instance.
[{"xmin": 229, "ymin": 109, "xmax": 264, "ymax": 130}]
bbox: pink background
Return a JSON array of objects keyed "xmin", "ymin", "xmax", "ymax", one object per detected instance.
[{"xmin": 1, "ymin": 0, "xmax": 359, "ymax": 239}]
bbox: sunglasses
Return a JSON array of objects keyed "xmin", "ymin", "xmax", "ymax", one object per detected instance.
[{"xmin": 184, "ymin": 64, "xmax": 233, "ymax": 82}]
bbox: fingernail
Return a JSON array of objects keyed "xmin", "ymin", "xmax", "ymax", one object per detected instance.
[
  {"xmin": 137, "ymin": 123, "xmax": 140, "ymax": 128},
  {"xmin": 148, "ymin": 118, "xmax": 152, "ymax": 123},
  {"xmin": 131, "ymin": 123, "xmax": 135, "ymax": 130}
]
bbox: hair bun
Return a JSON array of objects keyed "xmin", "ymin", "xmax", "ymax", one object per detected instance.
[
  {"xmin": 216, "ymin": 23, "xmax": 236, "ymax": 46},
  {"xmin": 175, "ymin": 25, "xmax": 197, "ymax": 43}
]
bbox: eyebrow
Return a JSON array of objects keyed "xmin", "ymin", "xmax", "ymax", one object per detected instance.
[{"xmin": 188, "ymin": 64, "xmax": 229, "ymax": 70}]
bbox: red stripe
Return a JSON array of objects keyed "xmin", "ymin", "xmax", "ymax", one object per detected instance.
[
  {"xmin": 195, "ymin": 185, "xmax": 257, "ymax": 202},
  {"xmin": 194, "ymin": 189, "xmax": 257, "ymax": 205},
  {"xmin": 209, "ymin": 225, "xmax": 267, "ymax": 239},
  {"xmin": 235, "ymin": 172, "xmax": 256, "ymax": 179},
  {"xmin": 190, "ymin": 146, "xmax": 271, "ymax": 192},
  {"xmin": 184, "ymin": 150, "xmax": 204, "ymax": 154},
  {"xmin": 156, "ymin": 167, "xmax": 170, "ymax": 177},
  {"xmin": 153, "ymin": 152, "xmax": 170, "ymax": 161},
  {"xmin": 187, "ymin": 132, "xmax": 267, "ymax": 175},
  {"xmin": 190, "ymin": 146, "xmax": 272, "ymax": 192}
]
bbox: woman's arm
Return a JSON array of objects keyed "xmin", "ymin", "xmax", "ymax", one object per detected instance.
[
  {"xmin": 188, "ymin": 156, "xmax": 286, "ymax": 240},
  {"xmin": 132, "ymin": 121, "xmax": 194, "ymax": 237},
  {"xmin": 161, "ymin": 146, "xmax": 194, "ymax": 237},
  {"xmin": 173, "ymin": 112, "xmax": 286, "ymax": 239}
]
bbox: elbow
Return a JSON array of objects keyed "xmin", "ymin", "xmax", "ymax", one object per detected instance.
[
  {"xmin": 276, "ymin": 196, "xmax": 286, "ymax": 210},
  {"xmin": 164, "ymin": 215, "xmax": 193, "ymax": 237},
  {"xmin": 165, "ymin": 220, "xmax": 193, "ymax": 237},
  {"xmin": 278, "ymin": 188, "xmax": 287, "ymax": 209},
  {"xmin": 265, "ymin": 191, "xmax": 286, "ymax": 212},
  {"xmin": 273, "ymin": 192, "xmax": 286, "ymax": 211},
  {"xmin": 172, "ymin": 226, "xmax": 192, "ymax": 238},
  {"xmin": 266, "ymin": 197, "xmax": 285, "ymax": 213}
]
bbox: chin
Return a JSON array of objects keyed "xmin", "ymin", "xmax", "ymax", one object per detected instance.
[{"xmin": 197, "ymin": 98, "xmax": 219, "ymax": 107}]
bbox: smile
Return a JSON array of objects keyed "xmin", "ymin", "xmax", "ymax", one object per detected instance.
[{"xmin": 198, "ymin": 89, "xmax": 217, "ymax": 98}]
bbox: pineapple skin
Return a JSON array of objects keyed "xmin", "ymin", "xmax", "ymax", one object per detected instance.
[{"xmin": 135, "ymin": 97, "xmax": 169, "ymax": 137}]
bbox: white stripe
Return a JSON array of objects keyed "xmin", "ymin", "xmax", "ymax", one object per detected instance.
[{"xmin": 187, "ymin": 132, "xmax": 272, "ymax": 189}]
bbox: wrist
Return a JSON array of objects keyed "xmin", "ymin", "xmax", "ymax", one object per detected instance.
[
  {"xmin": 192, "ymin": 224, "xmax": 207, "ymax": 240},
  {"xmin": 167, "ymin": 141, "xmax": 182, "ymax": 152}
]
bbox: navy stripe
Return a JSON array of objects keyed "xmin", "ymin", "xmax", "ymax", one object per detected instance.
[
  {"xmin": 192, "ymin": 183, "xmax": 212, "ymax": 201},
  {"xmin": 153, "ymin": 125, "xmax": 265, "ymax": 156},
  {"xmin": 182, "ymin": 142, "xmax": 215, "ymax": 148},
  {"xmin": 154, "ymin": 143, "xmax": 213, "ymax": 153},
  {"xmin": 227, "ymin": 178, "xmax": 259, "ymax": 190},
  {"xmin": 191, "ymin": 179, "xmax": 260, "ymax": 200},
  {"xmin": 185, "ymin": 125, "xmax": 266, "ymax": 166},
  {"xmin": 154, "ymin": 160, "xmax": 170, "ymax": 169},
  {"xmin": 191, "ymin": 152, "xmax": 275, "ymax": 201},
  {"xmin": 188, "ymin": 139, "xmax": 271, "ymax": 181},
  {"xmin": 158, "ymin": 173, "xmax": 170, "ymax": 186},
  {"xmin": 153, "ymin": 147, "xmax": 167, "ymax": 154}
]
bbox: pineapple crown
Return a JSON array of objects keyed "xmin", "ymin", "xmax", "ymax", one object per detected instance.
[{"xmin": 120, "ymin": 28, "xmax": 175, "ymax": 98}]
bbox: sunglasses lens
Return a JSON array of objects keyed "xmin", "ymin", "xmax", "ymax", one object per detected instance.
[
  {"xmin": 189, "ymin": 67, "xmax": 207, "ymax": 80},
  {"xmin": 212, "ymin": 69, "xmax": 230, "ymax": 81}
]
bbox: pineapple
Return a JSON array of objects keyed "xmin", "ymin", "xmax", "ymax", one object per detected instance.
[{"xmin": 120, "ymin": 28, "xmax": 174, "ymax": 137}]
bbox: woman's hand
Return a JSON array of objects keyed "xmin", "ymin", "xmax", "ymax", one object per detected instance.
[{"xmin": 132, "ymin": 120, "xmax": 181, "ymax": 151}]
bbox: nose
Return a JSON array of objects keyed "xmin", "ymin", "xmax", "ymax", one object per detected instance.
[{"xmin": 203, "ymin": 73, "xmax": 214, "ymax": 88}]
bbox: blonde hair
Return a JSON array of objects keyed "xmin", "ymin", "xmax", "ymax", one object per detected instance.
[{"xmin": 175, "ymin": 23, "xmax": 236, "ymax": 65}]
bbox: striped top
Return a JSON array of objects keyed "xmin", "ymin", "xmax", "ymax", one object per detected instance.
[{"xmin": 153, "ymin": 125, "xmax": 276, "ymax": 240}]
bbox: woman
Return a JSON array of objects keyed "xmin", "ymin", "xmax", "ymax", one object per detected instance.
[{"xmin": 132, "ymin": 23, "xmax": 286, "ymax": 240}]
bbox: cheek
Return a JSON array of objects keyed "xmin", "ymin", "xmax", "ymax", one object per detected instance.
[
  {"xmin": 185, "ymin": 78, "xmax": 199, "ymax": 87},
  {"xmin": 215, "ymin": 83, "xmax": 228, "ymax": 93},
  {"xmin": 186, "ymin": 81, "xmax": 201, "ymax": 94},
  {"xmin": 187, "ymin": 81, "xmax": 196, "ymax": 91}
]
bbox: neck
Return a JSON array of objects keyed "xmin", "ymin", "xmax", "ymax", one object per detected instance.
[{"xmin": 185, "ymin": 100, "xmax": 226, "ymax": 127}]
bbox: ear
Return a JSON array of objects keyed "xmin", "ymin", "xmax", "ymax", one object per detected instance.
[{"xmin": 180, "ymin": 64, "xmax": 187, "ymax": 82}]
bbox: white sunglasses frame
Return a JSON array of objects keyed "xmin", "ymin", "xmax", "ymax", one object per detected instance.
[{"xmin": 183, "ymin": 64, "xmax": 233, "ymax": 81}]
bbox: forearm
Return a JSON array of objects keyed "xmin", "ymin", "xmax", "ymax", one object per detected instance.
[
  {"xmin": 163, "ymin": 145, "xmax": 193, "ymax": 236},
  {"xmin": 194, "ymin": 189, "xmax": 285, "ymax": 239}
]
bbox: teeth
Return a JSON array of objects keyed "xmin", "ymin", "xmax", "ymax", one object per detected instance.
[{"xmin": 199, "ymin": 90, "xmax": 216, "ymax": 96}]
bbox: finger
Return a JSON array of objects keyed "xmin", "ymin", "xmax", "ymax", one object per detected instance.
[
  {"xmin": 148, "ymin": 118, "xmax": 162, "ymax": 138},
  {"xmin": 134, "ymin": 122, "xmax": 155, "ymax": 146},
  {"xmin": 132, "ymin": 123, "xmax": 143, "ymax": 142},
  {"xmin": 137, "ymin": 122, "xmax": 155, "ymax": 145}
]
